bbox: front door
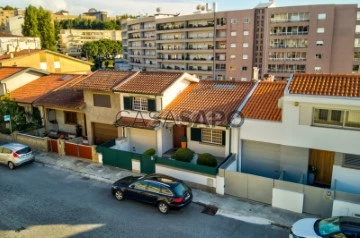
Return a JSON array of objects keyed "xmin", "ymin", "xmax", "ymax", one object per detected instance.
[
  {"xmin": 309, "ymin": 149, "xmax": 335, "ymax": 186},
  {"xmin": 173, "ymin": 125, "xmax": 186, "ymax": 148}
]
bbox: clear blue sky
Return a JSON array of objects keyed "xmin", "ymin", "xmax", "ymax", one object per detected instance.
[{"xmin": 3, "ymin": 0, "xmax": 359, "ymax": 16}]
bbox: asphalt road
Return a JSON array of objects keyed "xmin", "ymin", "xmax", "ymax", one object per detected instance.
[{"xmin": 0, "ymin": 162, "xmax": 288, "ymax": 238}]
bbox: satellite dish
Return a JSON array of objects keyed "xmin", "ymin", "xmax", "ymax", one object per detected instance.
[
  {"xmin": 201, "ymin": 5, "xmax": 206, "ymax": 11},
  {"xmin": 196, "ymin": 4, "xmax": 201, "ymax": 10},
  {"xmin": 156, "ymin": 7, "xmax": 161, "ymax": 13}
]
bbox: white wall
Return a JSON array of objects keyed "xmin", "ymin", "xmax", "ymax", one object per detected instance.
[
  {"xmin": 3, "ymin": 71, "xmax": 44, "ymax": 94},
  {"xmin": 332, "ymin": 165, "xmax": 360, "ymax": 194},
  {"xmin": 129, "ymin": 128, "xmax": 156, "ymax": 154},
  {"xmin": 272, "ymin": 188, "xmax": 304, "ymax": 213},
  {"xmin": 158, "ymin": 126, "xmax": 173, "ymax": 156},
  {"xmin": 332, "ymin": 200, "xmax": 360, "ymax": 217},
  {"xmin": 162, "ymin": 78, "xmax": 191, "ymax": 109}
]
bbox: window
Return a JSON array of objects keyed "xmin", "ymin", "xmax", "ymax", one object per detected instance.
[
  {"xmin": 147, "ymin": 182, "xmax": 160, "ymax": 193},
  {"xmin": 313, "ymin": 108, "xmax": 345, "ymax": 127},
  {"xmin": 202, "ymin": 129, "xmax": 223, "ymax": 145},
  {"xmin": 241, "ymin": 77, "xmax": 247, "ymax": 81},
  {"xmin": 243, "ymin": 30, "xmax": 249, "ymax": 36},
  {"xmin": 314, "ymin": 66, "xmax": 321, "ymax": 72},
  {"xmin": 230, "ymin": 18, "xmax": 237, "ymax": 24},
  {"xmin": 216, "ymin": 17, "xmax": 227, "ymax": 26},
  {"xmin": 132, "ymin": 181, "xmax": 148, "ymax": 190},
  {"xmin": 357, "ymin": 11, "xmax": 360, "ymax": 21},
  {"xmin": 54, "ymin": 62, "xmax": 60, "ymax": 69},
  {"xmin": 133, "ymin": 97, "xmax": 148, "ymax": 111},
  {"xmin": 315, "ymin": 54, "xmax": 322, "ymax": 59},
  {"xmin": 318, "ymin": 13, "xmax": 326, "ymax": 20},
  {"xmin": 242, "ymin": 66, "xmax": 247, "ymax": 71},
  {"xmin": 230, "ymin": 55, "xmax": 236, "ymax": 59},
  {"xmin": 242, "ymin": 54, "xmax": 248, "ymax": 59},
  {"xmin": 316, "ymin": 40, "xmax": 324, "ymax": 46},
  {"xmin": 345, "ymin": 110, "xmax": 360, "ymax": 128},
  {"xmin": 230, "ymin": 31, "xmax": 237, "ymax": 36},
  {"xmin": 343, "ymin": 154, "xmax": 360, "ymax": 169},
  {"xmin": 64, "ymin": 111, "xmax": 77, "ymax": 124},
  {"xmin": 355, "ymin": 39, "xmax": 360, "ymax": 48},
  {"xmin": 243, "ymin": 43, "xmax": 249, "ymax": 48},
  {"xmin": 230, "ymin": 43, "xmax": 236, "ymax": 48},
  {"xmin": 353, "ymin": 64, "xmax": 360, "ymax": 73},
  {"xmin": 160, "ymin": 186, "xmax": 173, "ymax": 196},
  {"xmin": 317, "ymin": 27, "xmax": 325, "ymax": 33},
  {"xmin": 230, "ymin": 66, "xmax": 236, "ymax": 71},
  {"xmin": 94, "ymin": 94, "xmax": 111, "ymax": 108},
  {"xmin": 356, "ymin": 25, "xmax": 360, "ymax": 34},
  {"xmin": 243, "ymin": 17, "xmax": 249, "ymax": 23},
  {"xmin": 40, "ymin": 62, "xmax": 47, "ymax": 70}
]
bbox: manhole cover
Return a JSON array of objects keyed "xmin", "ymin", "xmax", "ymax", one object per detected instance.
[{"xmin": 202, "ymin": 205, "xmax": 218, "ymax": 216}]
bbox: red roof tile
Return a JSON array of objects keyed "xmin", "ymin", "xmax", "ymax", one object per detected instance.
[
  {"xmin": 9, "ymin": 74, "xmax": 82, "ymax": 104},
  {"xmin": 72, "ymin": 70, "xmax": 136, "ymax": 91},
  {"xmin": 289, "ymin": 74, "xmax": 360, "ymax": 97},
  {"xmin": 159, "ymin": 81, "xmax": 255, "ymax": 126},
  {"xmin": 114, "ymin": 117, "xmax": 158, "ymax": 130},
  {"xmin": 0, "ymin": 49, "xmax": 42, "ymax": 61},
  {"xmin": 242, "ymin": 82, "xmax": 286, "ymax": 121},
  {"xmin": 113, "ymin": 72, "xmax": 183, "ymax": 95},
  {"xmin": 0, "ymin": 67, "xmax": 28, "ymax": 81}
]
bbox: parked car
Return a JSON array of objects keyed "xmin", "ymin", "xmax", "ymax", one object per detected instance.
[
  {"xmin": 289, "ymin": 216, "xmax": 360, "ymax": 238},
  {"xmin": 111, "ymin": 173, "xmax": 192, "ymax": 214},
  {"xmin": 0, "ymin": 143, "xmax": 35, "ymax": 170}
]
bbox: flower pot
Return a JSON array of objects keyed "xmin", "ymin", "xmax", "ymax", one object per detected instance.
[{"xmin": 181, "ymin": 141, "xmax": 187, "ymax": 148}]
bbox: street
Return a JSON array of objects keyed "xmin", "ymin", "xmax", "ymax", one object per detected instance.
[{"xmin": 0, "ymin": 162, "xmax": 288, "ymax": 238}]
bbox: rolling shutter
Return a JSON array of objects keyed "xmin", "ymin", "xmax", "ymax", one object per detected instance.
[
  {"xmin": 123, "ymin": 96, "xmax": 133, "ymax": 110},
  {"xmin": 190, "ymin": 128, "xmax": 201, "ymax": 141},
  {"xmin": 148, "ymin": 99, "xmax": 156, "ymax": 112}
]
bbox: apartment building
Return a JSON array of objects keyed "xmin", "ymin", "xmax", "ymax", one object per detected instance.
[
  {"xmin": 58, "ymin": 29, "xmax": 122, "ymax": 58},
  {"xmin": 0, "ymin": 34, "xmax": 41, "ymax": 55},
  {"xmin": 0, "ymin": 8, "xmax": 24, "ymax": 34},
  {"xmin": 121, "ymin": 2, "xmax": 360, "ymax": 81}
]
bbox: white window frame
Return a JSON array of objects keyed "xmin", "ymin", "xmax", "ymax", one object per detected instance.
[
  {"xmin": 40, "ymin": 62, "xmax": 47, "ymax": 71},
  {"xmin": 201, "ymin": 129, "xmax": 223, "ymax": 145},
  {"xmin": 133, "ymin": 97, "xmax": 148, "ymax": 111},
  {"xmin": 230, "ymin": 55, "xmax": 236, "ymax": 59},
  {"xmin": 356, "ymin": 25, "xmax": 360, "ymax": 34},
  {"xmin": 230, "ymin": 31, "xmax": 237, "ymax": 36},
  {"xmin": 230, "ymin": 18, "xmax": 238, "ymax": 24},
  {"xmin": 242, "ymin": 54, "xmax": 248, "ymax": 60},
  {"xmin": 312, "ymin": 108, "xmax": 360, "ymax": 130},
  {"xmin": 243, "ymin": 43, "xmax": 249, "ymax": 48},
  {"xmin": 241, "ymin": 77, "xmax": 247, "ymax": 81},
  {"xmin": 318, "ymin": 13, "xmax": 326, "ymax": 20},
  {"xmin": 316, "ymin": 40, "xmax": 324, "ymax": 46},
  {"xmin": 243, "ymin": 30, "xmax": 249, "ymax": 36},
  {"xmin": 243, "ymin": 18, "xmax": 249, "ymax": 23},
  {"xmin": 230, "ymin": 43, "xmax": 236, "ymax": 48},
  {"xmin": 54, "ymin": 61, "xmax": 60, "ymax": 69},
  {"xmin": 317, "ymin": 27, "xmax": 325, "ymax": 33},
  {"xmin": 314, "ymin": 66, "xmax": 321, "ymax": 72}
]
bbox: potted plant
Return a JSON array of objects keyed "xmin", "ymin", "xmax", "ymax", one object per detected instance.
[
  {"xmin": 308, "ymin": 165, "xmax": 317, "ymax": 185},
  {"xmin": 181, "ymin": 136, "xmax": 187, "ymax": 148}
]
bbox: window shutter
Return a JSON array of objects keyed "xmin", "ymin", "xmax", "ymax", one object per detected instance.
[
  {"xmin": 190, "ymin": 128, "xmax": 201, "ymax": 142},
  {"xmin": 148, "ymin": 99, "xmax": 156, "ymax": 112},
  {"xmin": 123, "ymin": 97, "xmax": 133, "ymax": 110},
  {"xmin": 222, "ymin": 131, "xmax": 226, "ymax": 145}
]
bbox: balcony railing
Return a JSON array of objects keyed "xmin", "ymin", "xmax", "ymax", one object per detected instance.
[
  {"xmin": 157, "ymin": 23, "xmax": 214, "ymax": 31},
  {"xmin": 268, "ymin": 69, "xmax": 306, "ymax": 73},
  {"xmin": 268, "ymin": 57, "xmax": 306, "ymax": 61},
  {"xmin": 270, "ymin": 19, "xmax": 310, "ymax": 23},
  {"xmin": 270, "ymin": 32, "xmax": 308, "ymax": 36},
  {"xmin": 269, "ymin": 44, "xmax": 308, "ymax": 49}
]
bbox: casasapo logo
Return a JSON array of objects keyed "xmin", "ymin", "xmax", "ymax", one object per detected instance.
[{"xmin": 114, "ymin": 110, "xmax": 245, "ymax": 129}]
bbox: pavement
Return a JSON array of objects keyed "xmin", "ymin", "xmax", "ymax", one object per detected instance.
[{"xmin": 33, "ymin": 151, "xmax": 313, "ymax": 230}]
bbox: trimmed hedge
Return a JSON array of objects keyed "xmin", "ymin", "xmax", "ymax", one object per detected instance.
[
  {"xmin": 143, "ymin": 148, "xmax": 156, "ymax": 156},
  {"xmin": 197, "ymin": 153, "xmax": 217, "ymax": 167},
  {"xmin": 172, "ymin": 148, "xmax": 194, "ymax": 162}
]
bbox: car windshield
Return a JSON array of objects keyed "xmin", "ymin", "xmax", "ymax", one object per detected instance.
[
  {"xmin": 16, "ymin": 147, "xmax": 32, "ymax": 155},
  {"xmin": 315, "ymin": 217, "xmax": 341, "ymax": 236},
  {"xmin": 172, "ymin": 183, "xmax": 187, "ymax": 196}
]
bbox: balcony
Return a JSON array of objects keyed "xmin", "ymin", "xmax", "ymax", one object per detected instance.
[
  {"xmin": 270, "ymin": 32, "xmax": 308, "ymax": 36},
  {"xmin": 268, "ymin": 57, "xmax": 306, "ymax": 61},
  {"xmin": 269, "ymin": 44, "xmax": 307, "ymax": 49},
  {"xmin": 268, "ymin": 69, "xmax": 306, "ymax": 73}
]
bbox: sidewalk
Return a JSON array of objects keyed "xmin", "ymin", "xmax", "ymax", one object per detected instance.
[{"xmin": 34, "ymin": 151, "xmax": 313, "ymax": 229}]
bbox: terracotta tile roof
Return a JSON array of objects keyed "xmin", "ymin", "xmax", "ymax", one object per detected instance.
[
  {"xmin": 34, "ymin": 75, "xmax": 88, "ymax": 109},
  {"xmin": 242, "ymin": 82, "xmax": 287, "ymax": 121},
  {"xmin": 0, "ymin": 67, "xmax": 28, "ymax": 81},
  {"xmin": 289, "ymin": 73, "xmax": 360, "ymax": 98},
  {"xmin": 113, "ymin": 72, "xmax": 183, "ymax": 95},
  {"xmin": 9, "ymin": 74, "xmax": 82, "ymax": 104},
  {"xmin": 158, "ymin": 81, "xmax": 255, "ymax": 126},
  {"xmin": 72, "ymin": 70, "xmax": 136, "ymax": 91},
  {"xmin": 0, "ymin": 49, "xmax": 42, "ymax": 61},
  {"xmin": 114, "ymin": 117, "xmax": 158, "ymax": 130}
]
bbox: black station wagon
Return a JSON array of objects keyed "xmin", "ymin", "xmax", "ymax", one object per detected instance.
[{"xmin": 111, "ymin": 173, "xmax": 192, "ymax": 214}]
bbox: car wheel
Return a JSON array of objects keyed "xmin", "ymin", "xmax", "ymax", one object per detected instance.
[
  {"xmin": 114, "ymin": 190, "xmax": 124, "ymax": 201},
  {"xmin": 8, "ymin": 162, "xmax": 15, "ymax": 170},
  {"xmin": 158, "ymin": 202, "xmax": 169, "ymax": 214}
]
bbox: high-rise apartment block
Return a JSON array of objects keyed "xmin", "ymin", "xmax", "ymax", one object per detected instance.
[{"xmin": 121, "ymin": 2, "xmax": 360, "ymax": 80}]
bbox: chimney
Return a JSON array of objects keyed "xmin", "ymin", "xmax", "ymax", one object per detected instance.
[
  {"xmin": 10, "ymin": 53, "xmax": 14, "ymax": 59},
  {"xmin": 252, "ymin": 67, "xmax": 259, "ymax": 82}
]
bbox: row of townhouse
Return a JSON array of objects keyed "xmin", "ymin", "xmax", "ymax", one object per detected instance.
[
  {"xmin": 1, "ymin": 66, "xmax": 359, "ymax": 214},
  {"xmin": 121, "ymin": 2, "xmax": 360, "ymax": 81}
]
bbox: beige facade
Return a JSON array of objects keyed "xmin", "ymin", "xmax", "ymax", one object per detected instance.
[
  {"xmin": 122, "ymin": 4, "xmax": 360, "ymax": 81},
  {"xmin": 0, "ymin": 50, "xmax": 92, "ymax": 74},
  {"xmin": 58, "ymin": 29, "xmax": 122, "ymax": 58},
  {"xmin": 0, "ymin": 8, "xmax": 23, "ymax": 33},
  {"xmin": 0, "ymin": 36, "xmax": 41, "ymax": 55}
]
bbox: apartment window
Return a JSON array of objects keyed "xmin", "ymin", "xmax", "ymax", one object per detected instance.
[
  {"xmin": 94, "ymin": 94, "xmax": 111, "ymax": 108},
  {"xmin": 343, "ymin": 154, "xmax": 360, "ymax": 170},
  {"xmin": 64, "ymin": 111, "xmax": 77, "ymax": 124},
  {"xmin": 357, "ymin": 11, "xmax": 360, "ymax": 21},
  {"xmin": 316, "ymin": 40, "xmax": 324, "ymax": 46},
  {"xmin": 241, "ymin": 77, "xmax": 247, "ymax": 81},
  {"xmin": 243, "ymin": 54, "xmax": 248, "ymax": 59},
  {"xmin": 242, "ymin": 66, "xmax": 247, "ymax": 71},
  {"xmin": 216, "ymin": 17, "xmax": 227, "ymax": 26},
  {"xmin": 230, "ymin": 18, "xmax": 238, "ymax": 24},
  {"xmin": 133, "ymin": 97, "xmax": 148, "ymax": 111},
  {"xmin": 353, "ymin": 65, "xmax": 360, "ymax": 73},
  {"xmin": 243, "ymin": 43, "xmax": 249, "ymax": 48},
  {"xmin": 40, "ymin": 62, "xmax": 47, "ymax": 71},
  {"xmin": 230, "ymin": 66, "xmax": 236, "ymax": 71},
  {"xmin": 201, "ymin": 129, "xmax": 223, "ymax": 145},
  {"xmin": 314, "ymin": 66, "xmax": 321, "ymax": 72},
  {"xmin": 230, "ymin": 43, "xmax": 236, "ymax": 48},
  {"xmin": 313, "ymin": 108, "xmax": 344, "ymax": 126},
  {"xmin": 230, "ymin": 31, "xmax": 237, "ymax": 36},
  {"xmin": 315, "ymin": 54, "xmax": 322, "ymax": 59},
  {"xmin": 243, "ymin": 18, "xmax": 250, "ymax": 23},
  {"xmin": 318, "ymin": 13, "xmax": 326, "ymax": 20},
  {"xmin": 230, "ymin": 55, "xmax": 236, "ymax": 59},
  {"xmin": 356, "ymin": 25, "xmax": 360, "ymax": 34},
  {"xmin": 317, "ymin": 27, "xmax": 325, "ymax": 33},
  {"xmin": 54, "ymin": 62, "xmax": 60, "ymax": 69},
  {"xmin": 355, "ymin": 39, "xmax": 360, "ymax": 47},
  {"xmin": 243, "ymin": 30, "xmax": 249, "ymax": 36}
]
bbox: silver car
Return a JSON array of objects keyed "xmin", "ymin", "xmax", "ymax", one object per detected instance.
[{"xmin": 0, "ymin": 143, "xmax": 35, "ymax": 169}]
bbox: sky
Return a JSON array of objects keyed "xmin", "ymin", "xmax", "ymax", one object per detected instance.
[{"xmin": 2, "ymin": 0, "xmax": 359, "ymax": 17}]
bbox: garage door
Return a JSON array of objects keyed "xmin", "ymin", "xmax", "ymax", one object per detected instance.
[
  {"xmin": 92, "ymin": 123, "xmax": 118, "ymax": 145},
  {"xmin": 242, "ymin": 140, "xmax": 281, "ymax": 178}
]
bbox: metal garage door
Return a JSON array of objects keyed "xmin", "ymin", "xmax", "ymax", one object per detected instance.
[
  {"xmin": 92, "ymin": 123, "xmax": 118, "ymax": 145},
  {"xmin": 242, "ymin": 140, "xmax": 281, "ymax": 179}
]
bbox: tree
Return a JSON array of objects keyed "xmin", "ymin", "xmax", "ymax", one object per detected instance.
[
  {"xmin": 22, "ymin": 5, "xmax": 39, "ymax": 37},
  {"xmin": 37, "ymin": 7, "xmax": 56, "ymax": 50},
  {"xmin": 2, "ymin": 5, "xmax": 15, "ymax": 10},
  {"xmin": 0, "ymin": 94, "xmax": 27, "ymax": 134}
]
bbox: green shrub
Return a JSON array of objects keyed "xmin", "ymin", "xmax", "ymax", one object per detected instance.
[
  {"xmin": 172, "ymin": 148, "xmax": 194, "ymax": 162},
  {"xmin": 197, "ymin": 153, "xmax": 217, "ymax": 167},
  {"xmin": 143, "ymin": 148, "xmax": 156, "ymax": 156}
]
